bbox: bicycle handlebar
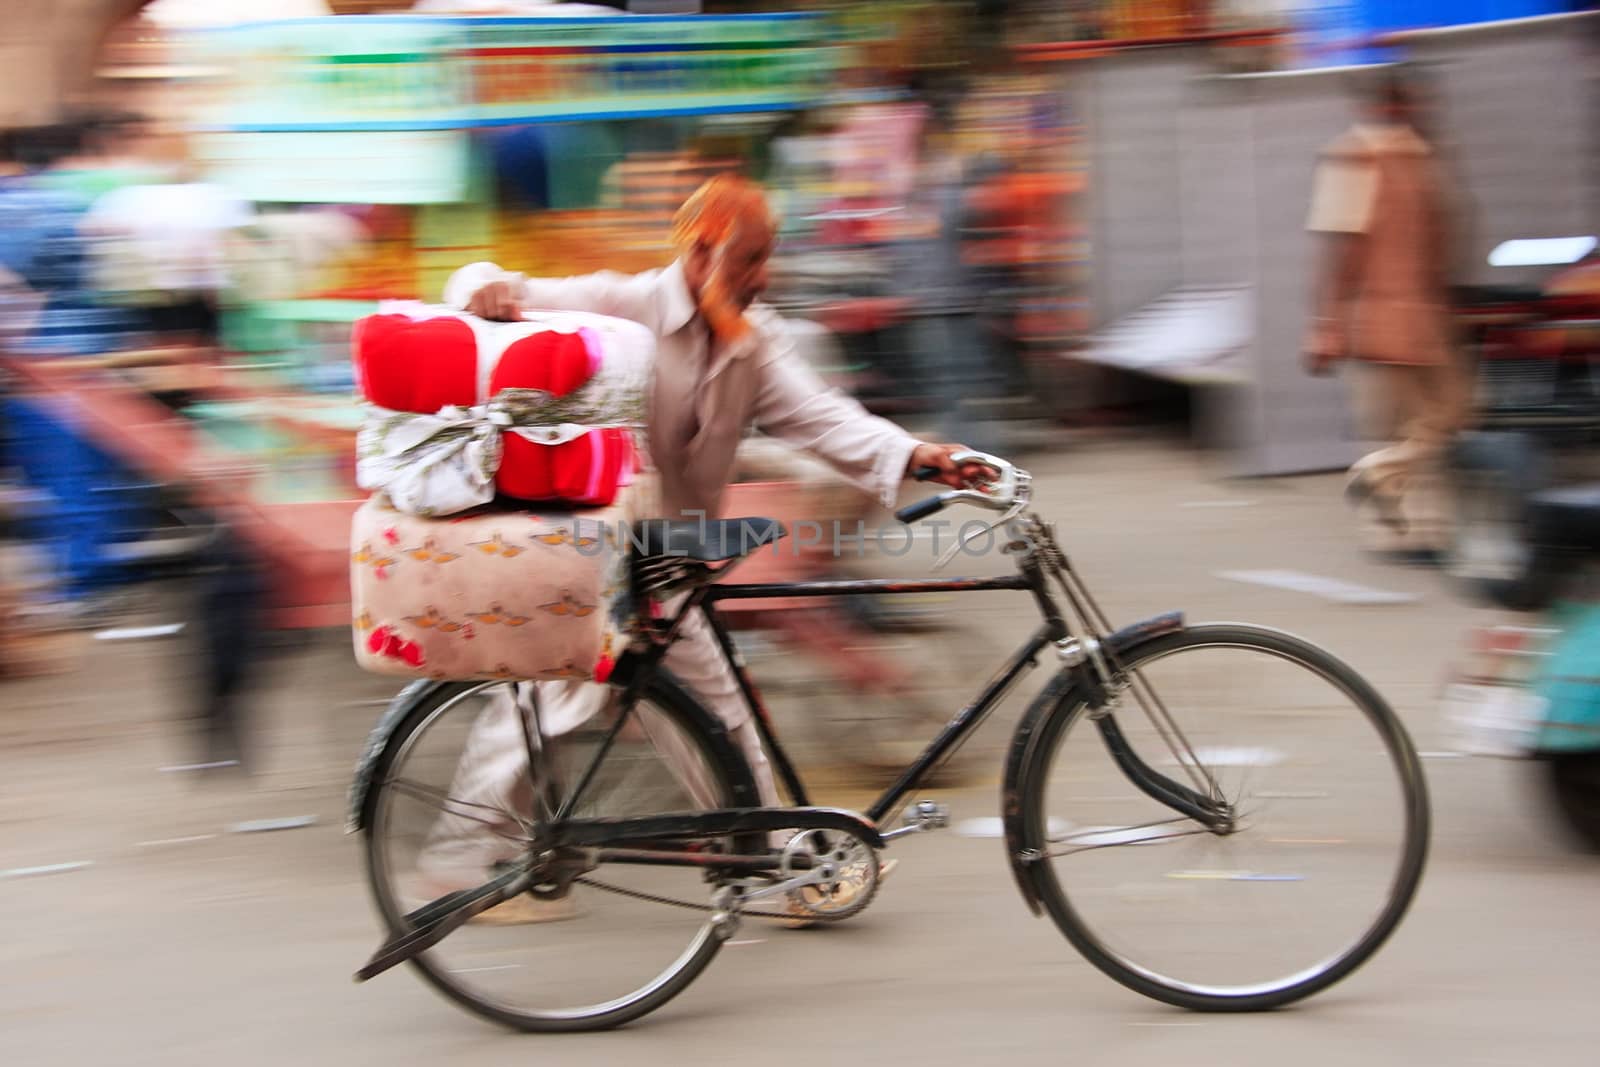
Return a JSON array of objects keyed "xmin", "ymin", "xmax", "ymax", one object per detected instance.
[{"xmin": 895, "ymin": 452, "xmax": 1025, "ymax": 525}]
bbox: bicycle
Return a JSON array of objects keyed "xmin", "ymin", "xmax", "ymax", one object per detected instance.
[{"xmin": 348, "ymin": 452, "xmax": 1431, "ymax": 1031}]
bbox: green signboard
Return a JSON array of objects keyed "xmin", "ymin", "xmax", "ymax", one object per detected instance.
[{"xmin": 193, "ymin": 13, "xmax": 843, "ymax": 132}]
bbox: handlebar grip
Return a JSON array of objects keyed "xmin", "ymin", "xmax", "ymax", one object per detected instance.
[
  {"xmin": 896, "ymin": 495, "xmax": 948, "ymax": 524},
  {"xmin": 911, "ymin": 466, "xmax": 942, "ymax": 482}
]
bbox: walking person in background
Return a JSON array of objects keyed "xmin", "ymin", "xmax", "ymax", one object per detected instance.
[
  {"xmin": 1304, "ymin": 67, "xmax": 1466, "ymax": 552},
  {"xmin": 896, "ymin": 96, "xmax": 1005, "ymax": 457}
]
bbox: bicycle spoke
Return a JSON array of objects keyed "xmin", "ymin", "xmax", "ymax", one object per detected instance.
[
  {"xmin": 516, "ymin": 685, "xmax": 560, "ymax": 824},
  {"xmin": 554, "ymin": 693, "xmax": 640, "ymax": 821},
  {"xmin": 1043, "ymin": 816, "xmax": 1211, "ymax": 859},
  {"xmin": 386, "ymin": 777, "xmax": 531, "ymax": 843}
]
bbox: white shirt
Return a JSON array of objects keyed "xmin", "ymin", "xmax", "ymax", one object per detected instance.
[{"xmin": 445, "ymin": 259, "xmax": 922, "ymax": 520}]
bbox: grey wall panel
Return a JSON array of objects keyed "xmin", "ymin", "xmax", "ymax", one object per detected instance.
[
  {"xmin": 1075, "ymin": 15, "xmax": 1595, "ymax": 476},
  {"xmin": 1238, "ymin": 72, "xmax": 1368, "ymax": 475},
  {"xmin": 1408, "ymin": 22, "xmax": 1598, "ymax": 287},
  {"xmin": 1178, "ymin": 77, "xmax": 1256, "ymax": 288},
  {"xmin": 1086, "ymin": 52, "xmax": 1199, "ymax": 326}
]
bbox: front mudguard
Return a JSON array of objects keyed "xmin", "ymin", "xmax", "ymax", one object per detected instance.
[{"xmin": 1000, "ymin": 612, "xmax": 1184, "ymax": 916}]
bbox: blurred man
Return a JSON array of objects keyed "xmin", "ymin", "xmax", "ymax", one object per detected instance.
[
  {"xmin": 896, "ymin": 100, "xmax": 998, "ymax": 454},
  {"xmin": 423, "ymin": 175, "xmax": 987, "ymax": 922},
  {"xmin": 80, "ymin": 123, "xmax": 252, "ymax": 350},
  {"xmin": 0, "ymin": 124, "xmax": 102, "ymax": 354},
  {"xmin": 1305, "ymin": 68, "xmax": 1463, "ymax": 546}
]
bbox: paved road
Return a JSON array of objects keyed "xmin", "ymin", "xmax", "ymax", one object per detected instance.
[{"xmin": 4, "ymin": 437, "xmax": 1594, "ymax": 1066}]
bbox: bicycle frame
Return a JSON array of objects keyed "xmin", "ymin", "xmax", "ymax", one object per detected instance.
[
  {"xmin": 546, "ymin": 526, "xmax": 1221, "ymax": 859},
  {"xmin": 702, "ymin": 574, "xmax": 1049, "ymax": 825},
  {"xmin": 351, "ymin": 516, "xmax": 1217, "ymax": 981}
]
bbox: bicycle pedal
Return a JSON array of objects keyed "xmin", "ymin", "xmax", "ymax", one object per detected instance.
[{"xmin": 905, "ymin": 801, "xmax": 950, "ymax": 832}]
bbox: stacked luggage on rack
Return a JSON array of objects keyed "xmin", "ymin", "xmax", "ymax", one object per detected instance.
[{"xmin": 348, "ymin": 304, "xmax": 656, "ymax": 683}]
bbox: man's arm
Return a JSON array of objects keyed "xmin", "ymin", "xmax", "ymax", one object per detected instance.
[
  {"xmin": 1304, "ymin": 148, "xmax": 1375, "ymax": 373},
  {"xmin": 442, "ymin": 261, "xmax": 652, "ymax": 325},
  {"xmin": 1306, "ymin": 232, "xmax": 1366, "ymax": 373},
  {"xmin": 748, "ymin": 319, "xmax": 992, "ymax": 507},
  {"xmin": 749, "ymin": 320, "xmax": 919, "ymax": 509}
]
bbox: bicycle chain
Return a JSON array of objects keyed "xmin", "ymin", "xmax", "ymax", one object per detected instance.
[{"xmin": 573, "ymin": 876, "xmax": 805, "ymax": 922}]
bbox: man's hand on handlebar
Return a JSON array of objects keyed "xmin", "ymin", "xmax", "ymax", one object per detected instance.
[{"xmin": 908, "ymin": 442, "xmax": 996, "ymax": 491}]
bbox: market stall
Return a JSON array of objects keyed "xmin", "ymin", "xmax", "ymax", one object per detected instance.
[{"xmin": 1, "ymin": 9, "xmax": 864, "ymax": 655}]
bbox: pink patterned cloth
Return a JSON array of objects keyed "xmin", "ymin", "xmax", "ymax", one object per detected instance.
[{"xmin": 350, "ymin": 485, "xmax": 653, "ymax": 682}]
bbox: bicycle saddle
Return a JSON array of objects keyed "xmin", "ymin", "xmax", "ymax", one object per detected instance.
[{"xmin": 632, "ymin": 517, "xmax": 787, "ymax": 562}]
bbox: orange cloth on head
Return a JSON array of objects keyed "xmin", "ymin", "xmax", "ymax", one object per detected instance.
[{"xmin": 670, "ymin": 174, "xmax": 773, "ymax": 343}]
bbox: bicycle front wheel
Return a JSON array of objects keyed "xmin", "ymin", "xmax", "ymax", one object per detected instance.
[
  {"xmin": 362, "ymin": 673, "xmax": 759, "ymax": 1031},
  {"xmin": 1017, "ymin": 624, "xmax": 1429, "ymax": 1010}
]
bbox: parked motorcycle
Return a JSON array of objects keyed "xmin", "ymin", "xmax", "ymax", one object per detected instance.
[
  {"xmin": 1446, "ymin": 236, "xmax": 1600, "ymax": 610},
  {"xmin": 1444, "ymin": 575, "xmax": 1600, "ymax": 851}
]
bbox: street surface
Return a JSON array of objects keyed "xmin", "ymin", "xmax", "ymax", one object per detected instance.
[{"xmin": 4, "ymin": 435, "xmax": 1594, "ymax": 1066}]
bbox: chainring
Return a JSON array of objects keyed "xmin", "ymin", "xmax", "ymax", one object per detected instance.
[{"xmin": 781, "ymin": 828, "xmax": 880, "ymax": 921}]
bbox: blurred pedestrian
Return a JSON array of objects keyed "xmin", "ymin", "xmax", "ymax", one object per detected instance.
[
  {"xmin": 80, "ymin": 124, "xmax": 251, "ymax": 350},
  {"xmin": 0, "ymin": 124, "xmax": 105, "ymax": 355},
  {"xmin": 33, "ymin": 110, "xmax": 163, "ymax": 203},
  {"xmin": 895, "ymin": 99, "xmax": 1005, "ymax": 455},
  {"xmin": 1305, "ymin": 67, "xmax": 1464, "ymax": 547}
]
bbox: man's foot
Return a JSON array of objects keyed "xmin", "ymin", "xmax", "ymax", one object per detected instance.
[
  {"xmin": 781, "ymin": 858, "xmax": 898, "ymax": 930},
  {"xmin": 1345, "ymin": 474, "xmax": 1409, "ymax": 534},
  {"xmin": 470, "ymin": 892, "xmax": 585, "ymax": 926}
]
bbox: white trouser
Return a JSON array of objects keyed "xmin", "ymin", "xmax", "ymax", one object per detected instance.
[{"xmin": 420, "ymin": 603, "xmax": 779, "ymax": 878}]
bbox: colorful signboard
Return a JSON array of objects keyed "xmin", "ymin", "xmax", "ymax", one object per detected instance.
[
  {"xmin": 191, "ymin": 13, "xmax": 843, "ymax": 131},
  {"xmin": 197, "ymin": 129, "xmax": 473, "ymax": 203}
]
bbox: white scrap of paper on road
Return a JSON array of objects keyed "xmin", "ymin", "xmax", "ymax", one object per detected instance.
[
  {"xmin": 1166, "ymin": 869, "xmax": 1304, "ymax": 882},
  {"xmin": 94, "ymin": 623, "xmax": 186, "ymax": 641},
  {"xmin": 2, "ymin": 861, "xmax": 94, "ymax": 880},
  {"xmin": 1215, "ymin": 569, "xmax": 1419, "ymax": 605},
  {"xmin": 229, "ymin": 816, "xmax": 318, "ymax": 834},
  {"xmin": 135, "ymin": 834, "xmax": 217, "ymax": 848},
  {"xmin": 1167, "ymin": 746, "xmax": 1284, "ymax": 768},
  {"xmin": 160, "ymin": 760, "xmax": 240, "ymax": 773}
]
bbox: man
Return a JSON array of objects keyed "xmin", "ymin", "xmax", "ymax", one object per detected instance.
[
  {"xmin": 1305, "ymin": 68, "xmax": 1463, "ymax": 547},
  {"xmin": 422, "ymin": 174, "xmax": 986, "ymax": 922}
]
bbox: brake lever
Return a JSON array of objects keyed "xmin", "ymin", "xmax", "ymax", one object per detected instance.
[
  {"xmin": 932, "ymin": 488, "xmax": 1032, "ymax": 571},
  {"xmin": 923, "ymin": 450, "xmax": 1016, "ymax": 513}
]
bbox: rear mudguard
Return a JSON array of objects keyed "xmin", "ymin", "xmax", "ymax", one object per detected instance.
[
  {"xmin": 1000, "ymin": 612, "xmax": 1184, "ymax": 915},
  {"xmin": 347, "ymin": 679, "xmax": 440, "ymax": 833}
]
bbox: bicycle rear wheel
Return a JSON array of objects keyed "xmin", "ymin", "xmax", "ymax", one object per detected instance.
[
  {"xmin": 362, "ymin": 673, "xmax": 759, "ymax": 1031},
  {"xmin": 1017, "ymin": 624, "xmax": 1429, "ymax": 1010}
]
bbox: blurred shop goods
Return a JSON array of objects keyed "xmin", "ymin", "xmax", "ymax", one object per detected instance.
[
  {"xmin": 0, "ymin": 490, "xmax": 77, "ymax": 678},
  {"xmin": 0, "ymin": 126, "xmax": 137, "ymax": 357},
  {"xmin": 82, "ymin": 176, "xmax": 254, "ymax": 346},
  {"xmin": 0, "ymin": 8, "xmax": 862, "ymax": 766},
  {"xmin": 1443, "ymin": 244, "xmax": 1600, "ymax": 611},
  {"xmin": 411, "ymin": 1, "xmax": 627, "ymax": 12},
  {"xmin": 1443, "ymin": 590, "xmax": 1600, "ymax": 851}
]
